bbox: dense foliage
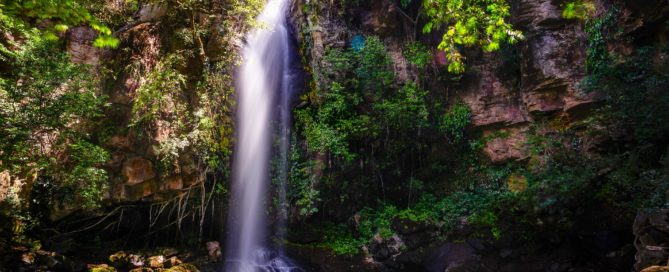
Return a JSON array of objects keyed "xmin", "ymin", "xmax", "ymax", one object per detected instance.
[
  {"xmin": 292, "ymin": 36, "xmax": 448, "ymax": 219},
  {"xmin": 562, "ymin": 0, "xmax": 596, "ymax": 20},
  {"xmin": 336, "ymin": 0, "xmax": 522, "ymax": 74},
  {"xmin": 0, "ymin": 9, "xmax": 111, "ymax": 247},
  {"xmin": 0, "ymin": 0, "xmax": 668, "ymax": 270},
  {"xmin": 0, "ymin": 0, "xmax": 265, "ymax": 247},
  {"xmin": 289, "ymin": 1, "xmax": 669, "ymax": 259},
  {"xmin": 0, "ymin": 0, "xmax": 119, "ymax": 48},
  {"xmin": 0, "ymin": 28, "xmax": 108, "ymax": 208},
  {"xmin": 421, "ymin": 0, "xmax": 523, "ymax": 73}
]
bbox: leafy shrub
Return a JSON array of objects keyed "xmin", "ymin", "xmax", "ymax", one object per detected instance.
[
  {"xmin": 295, "ymin": 81, "xmax": 368, "ymax": 161},
  {"xmin": 297, "ymin": 36, "xmax": 398, "ymax": 161},
  {"xmin": 439, "ymin": 101, "xmax": 472, "ymax": 142},
  {"xmin": 318, "ymin": 223, "xmax": 363, "ymax": 255},
  {"xmin": 355, "ymin": 36, "xmax": 394, "ymax": 93},
  {"xmin": 421, "ymin": 0, "xmax": 523, "ymax": 73},
  {"xmin": 0, "ymin": 19, "xmax": 111, "ymax": 242},
  {"xmin": 403, "ymin": 41, "xmax": 432, "ymax": 69},
  {"xmin": 288, "ymin": 136, "xmax": 321, "ymax": 217},
  {"xmin": 582, "ymin": 7, "xmax": 620, "ymax": 75},
  {"xmin": 340, "ymin": 187, "xmax": 511, "ymax": 254},
  {"xmin": 0, "ymin": 30, "xmax": 109, "ymax": 209},
  {"xmin": 375, "ymin": 82, "xmax": 430, "ymax": 130},
  {"xmin": 562, "ymin": 0, "xmax": 596, "ymax": 20},
  {"xmin": 0, "ymin": 0, "xmax": 119, "ymax": 47},
  {"xmin": 65, "ymin": 141, "xmax": 110, "ymax": 209},
  {"xmin": 358, "ymin": 205, "xmax": 398, "ymax": 239},
  {"xmin": 131, "ymin": 54, "xmax": 187, "ymax": 126}
]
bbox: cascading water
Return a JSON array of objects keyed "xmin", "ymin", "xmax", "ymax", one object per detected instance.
[{"xmin": 225, "ymin": 0, "xmax": 301, "ymax": 271}]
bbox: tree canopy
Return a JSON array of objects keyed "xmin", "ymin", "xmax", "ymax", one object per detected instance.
[
  {"xmin": 421, "ymin": 0, "xmax": 523, "ymax": 73},
  {"xmin": 0, "ymin": 0, "xmax": 119, "ymax": 48}
]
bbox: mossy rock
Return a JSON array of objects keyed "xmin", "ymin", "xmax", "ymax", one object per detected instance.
[
  {"xmin": 164, "ymin": 263, "xmax": 199, "ymax": 272},
  {"xmin": 129, "ymin": 268, "xmax": 154, "ymax": 272},
  {"xmin": 89, "ymin": 264, "xmax": 118, "ymax": 272}
]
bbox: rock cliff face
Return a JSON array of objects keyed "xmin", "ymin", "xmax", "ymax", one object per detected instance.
[
  {"xmin": 61, "ymin": 3, "xmax": 239, "ymax": 206},
  {"xmin": 635, "ymin": 209, "xmax": 669, "ymax": 271},
  {"xmin": 290, "ymin": 0, "xmax": 665, "ymax": 165},
  {"xmin": 288, "ymin": 0, "xmax": 669, "ymax": 270},
  {"xmin": 0, "ymin": 4, "xmax": 244, "ymax": 257},
  {"xmin": 32, "ymin": 0, "xmax": 666, "ymax": 270},
  {"xmin": 63, "ymin": 5, "xmax": 174, "ymax": 204}
]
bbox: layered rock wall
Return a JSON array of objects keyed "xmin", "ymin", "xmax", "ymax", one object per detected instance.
[
  {"xmin": 289, "ymin": 0, "xmax": 669, "ymax": 270},
  {"xmin": 291, "ymin": 0, "xmax": 667, "ymax": 165}
]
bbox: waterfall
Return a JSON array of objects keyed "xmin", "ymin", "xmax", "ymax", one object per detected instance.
[{"xmin": 225, "ymin": 0, "xmax": 301, "ymax": 271}]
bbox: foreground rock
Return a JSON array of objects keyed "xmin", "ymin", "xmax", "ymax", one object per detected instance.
[
  {"xmin": 634, "ymin": 209, "xmax": 669, "ymax": 271},
  {"xmin": 0, "ymin": 242, "xmax": 213, "ymax": 272}
]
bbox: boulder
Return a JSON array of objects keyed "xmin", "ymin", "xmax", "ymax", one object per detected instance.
[
  {"xmin": 109, "ymin": 251, "xmax": 128, "ymax": 267},
  {"xmin": 148, "ymin": 255, "xmax": 165, "ymax": 268},
  {"xmin": 88, "ymin": 264, "xmax": 118, "ymax": 272},
  {"xmin": 369, "ymin": 234, "xmax": 405, "ymax": 261},
  {"xmin": 129, "ymin": 268, "xmax": 154, "ymax": 272},
  {"xmin": 34, "ymin": 250, "xmax": 66, "ymax": 270},
  {"xmin": 107, "ymin": 135, "xmax": 134, "ymax": 152},
  {"xmin": 167, "ymin": 256, "xmax": 183, "ymax": 267},
  {"xmin": 512, "ymin": 0, "xmax": 564, "ymax": 31},
  {"xmin": 635, "ymin": 210, "xmax": 669, "ymax": 271},
  {"xmin": 206, "ymin": 241, "xmax": 222, "ymax": 262},
  {"xmin": 642, "ymin": 265, "xmax": 669, "ymax": 272},
  {"xmin": 21, "ymin": 252, "xmax": 35, "ymax": 264},
  {"xmin": 124, "ymin": 179, "xmax": 158, "ymax": 201},
  {"xmin": 128, "ymin": 254, "xmax": 145, "ymax": 267},
  {"xmin": 519, "ymin": 19, "xmax": 591, "ymax": 115},
  {"xmin": 167, "ymin": 263, "xmax": 200, "ymax": 271}
]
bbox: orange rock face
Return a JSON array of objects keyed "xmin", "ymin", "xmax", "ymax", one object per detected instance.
[{"xmin": 122, "ymin": 157, "xmax": 156, "ymax": 186}]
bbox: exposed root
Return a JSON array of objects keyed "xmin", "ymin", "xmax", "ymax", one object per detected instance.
[{"xmin": 48, "ymin": 166, "xmax": 226, "ymax": 246}]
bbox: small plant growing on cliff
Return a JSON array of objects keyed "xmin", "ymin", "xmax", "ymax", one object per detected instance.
[
  {"xmin": 131, "ymin": 53, "xmax": 187, "ymax": 126},
  {"xmin": 65, "ymin": 140, "xmax": 111, "ymax": 209},
  {"xmin": 288, "ymin": 136, "xmax": 321, "ymax": 217},
  {"xmin": 439, "ymin": 101, "xmax": 472, "ymax": 143},
  {"xmin": 403, "ymin": 41, "xmax": 432, "ymax": 69},
  {"xmin": 375, "ymin": 82, "xmax": 430, "ymax": 130},
  {"xmin": 562, "ymin": 1, "xmax": 596, "ymax": 20},
  {"xmin": 421, "ymin": 0, "xmax": 523, "ymax": 74},
  {"xmin": 355, "ymin": 36, "xmax": 394, "ymax": 92}
]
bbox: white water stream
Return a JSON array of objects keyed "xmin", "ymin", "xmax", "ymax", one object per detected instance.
[{"xmin": 225, "ymin": 0, "xmax": 301, "ymax": 271}]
